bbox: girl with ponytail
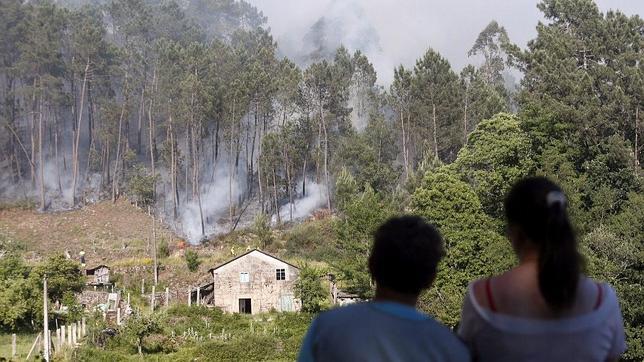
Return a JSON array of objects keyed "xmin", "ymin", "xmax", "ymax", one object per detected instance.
[{"xmin": 458, "ymin": 177, "xmax": 626, "ymax": 362}]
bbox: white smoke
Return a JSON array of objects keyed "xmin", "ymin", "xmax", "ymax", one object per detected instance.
[
  {"xmin": 273, "ymin": 178, "xmax": 327, "ymax": 223},
  {"xmin": 177, "ymin": 162, "xmax": 243, "ymax": 244}
]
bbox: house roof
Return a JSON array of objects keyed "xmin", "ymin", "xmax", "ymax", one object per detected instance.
[
  {"xmin": 208, "ymin": 249, "xmax": 299, "ymax": 273},
  {"xmin": 85, "ymin": 265, "xmax": 110, "ymax": 272}
]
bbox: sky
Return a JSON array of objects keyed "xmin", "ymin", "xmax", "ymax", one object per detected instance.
[{"xmin": 247, "ymin": 0, "xmax": 643, "ymax": 84}]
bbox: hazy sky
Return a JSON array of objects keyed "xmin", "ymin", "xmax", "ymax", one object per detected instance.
[{"xmin": 247, "ymin": 0, "xmax": 643, "ymax": 84}]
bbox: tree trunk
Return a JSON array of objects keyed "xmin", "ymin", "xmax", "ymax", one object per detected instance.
[
  {"xmin": 400, "ymin": 108, "xmax": 409, "ymax": 180},
  {"xmin": 54, "ymin": 113, "xmax": 62, "ymax": 194},
  {"xmin": 87, "ymin": 81, "xmax": 94, "ymax": 149},
  {"xmin": 322, "ymin": 117, "xmax": 331, "ymax": 210},
  {"xmin": 30, "ymin": 79, "xmax": 37, "ymax": 186},
  {"xmin": 302, "ymin": 157, "xmax": 307, "ymax": 197},
  {"xmin": 192, "ymin": 124, "xmax": 205, "ymax": 238},
  {"xmin": 169, "ymin": 116, "xmax": 178, "ymax": 219},
  {"xmin": 6, "ymin": 123, "xmax": 35, "ymax": 182},
  {"xmin": 72, "ymin": 60, "xmax": 90, "ymax": 206},
  {"xmin": 229, "ymin": 99, "xmax": 236, "ymax": 228},
  {"xmin": 112, "ymin": 71, "xmax": 128, "ymax": 203},
  {"xmin": 432, "ymin": 103, "xmax": 438, "ymax": 159},
  {"xmin": 463, "ymin": 83, "xmax": 470, "ymax": 145},
  {"xmin": 257, "ymin": 112, "xmax": 264, "ymax": 213},
  {"xmin": 283, "ymin": 143, "xmax": 293, "ymax": 221},
  {"xmin": 148, "ymin": 77, "xmax": 156, "ymax": 199},
  {"xmin": 249, "ymin": 100, "xmax": 259, "ymax": 195},
  {"xmin": 636, "ymin": 107, "xmax": 640, "ymax": 173},
  {"xmin": 185, "ymin": 129, "xmax": 190, "ymax": 202},
  {"xmin": 38, "ymin": 99, "xmax": 45, "ymax": 211},
  {"xmin": 272, "ymin": 168, "xmax": 280, "ymax": 224},
  {"xmin": 137, "ymin": 85, "xmax": 145, "ymax": 155}
]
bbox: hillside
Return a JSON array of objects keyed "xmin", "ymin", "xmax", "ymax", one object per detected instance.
[
  {"xmin": 0, "ymin": 199, "xmax": 320, "ymax": 294},
  {"xmin": 0, "ymin": 199, "xmax": 175, "ymax": 265}
]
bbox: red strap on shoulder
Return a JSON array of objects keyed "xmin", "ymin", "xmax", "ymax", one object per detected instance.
[
  {"xmin": 485, "ymin": 278, "xmax": 497, "ymax": 312},
  {"xmin": 594, "ymin": 283, "xmax": 603, "ymax": 310}
]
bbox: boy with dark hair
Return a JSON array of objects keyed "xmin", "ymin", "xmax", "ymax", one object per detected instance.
[{"xmin": 298, "ymin": 216, "xmax": 470, "ymax": 362}]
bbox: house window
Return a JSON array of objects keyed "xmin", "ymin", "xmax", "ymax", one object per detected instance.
[
  {"xmin": 276, "ymin": 268, "xmax": 286, "ymax": 281},
  {"xmin": 240, "ymin": 272, "xmax": 250, "ymax": 283}
]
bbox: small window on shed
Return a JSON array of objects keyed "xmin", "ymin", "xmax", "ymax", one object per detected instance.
[
  {"xmin": 276, "ymin": 268, "xmax": 286, "ymax": 281},
  {"xmin": 240, "ymin": 272, "xmax": 250, "ymax": 283}
]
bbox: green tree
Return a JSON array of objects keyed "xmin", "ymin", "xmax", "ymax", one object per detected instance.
[
  {"xmin": 294, "ymin": 265, "xmax": 328, "ymax": 313},
  {"xmin": 411, "ymin": 48, "xmax": 463, "ymax": 162},
  {"xmin": 468, "ymin": 20, "xmax": 512, "ymax": 97},
  {"xmin": 127, "ymin": 164, "xmax": 157, "ymax": 207},
  {"xmin": 452, "ymin": 113, "xmax": 534, "ymax": 218},
  {"xmin": 411, "ymin": 169, "xmax": 513, "ymax": 325},
  {"xmin": 335, "ymin": 185, "xmax": 394, "ymax": 298},
  {"xmin": 184, "ymin": 250, "xmax": 201, "ymax": 272},
  {"xmin": 253, "ymin": 213, "xmax": 274, "ymax": 248},
  {"xmin": 0, "ymin": 255, "xmax": 32, "ymax": 331},
  {"xmin": 121, "ymin": 313, "xmax": 160, "ymax": 355},
  {"xmin": 31, "ymin": 255, "xmax": 85, "ymax": 303}
]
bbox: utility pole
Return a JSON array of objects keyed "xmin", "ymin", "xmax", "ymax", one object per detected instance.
[
  {"xmin": 152, "ymin": 213, "xmax": 158, "ymax": 285},
  {"xmin": 43, "ymin": 276, "xmax": 50, "ymax": 361}
]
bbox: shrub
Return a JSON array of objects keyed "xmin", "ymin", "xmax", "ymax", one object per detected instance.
[
  {"xmin": 184, "ymin": 250, "xmax": 200, "ymax": 272},
  {"xmin": 294, "ymin": 264, "xmax": 328, "ymax": 313},
  {"xmin": 157, "ymin": 239, "xmax": 170, "ymax": 259}
]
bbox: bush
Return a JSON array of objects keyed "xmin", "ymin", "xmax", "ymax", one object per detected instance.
[
  {"xmin": 157, "ymin": 239, "xmax": 170, "ymax": 259},
  {"xmin": 184, "ymin": 250, "xmax": 200, "ymax": 272},
  {"xmin": 253, "ymin": 213, "xmax": 273, "ymax": 248},
  {"xmin": 294, "ymin": 264, "xmax": 328, "ymax": 313}
]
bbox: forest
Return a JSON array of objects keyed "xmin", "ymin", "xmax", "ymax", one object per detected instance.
[{"xmin": 0, "ymin": 0, "xmax": 642, "ymax": 360}]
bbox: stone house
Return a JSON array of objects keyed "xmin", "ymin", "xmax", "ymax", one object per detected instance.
[
  {"xmin": 85, "ymin": 265, "xmax": 111, "ymax": 287},
  {"xmin": 204, "ymin": 249, "xmax": 301, "ymax": 314}
]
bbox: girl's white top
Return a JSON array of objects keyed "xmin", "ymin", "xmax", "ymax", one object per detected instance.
[{"xmin": 458, "ymin": 282, "xmax": 627, "ymax": 362}]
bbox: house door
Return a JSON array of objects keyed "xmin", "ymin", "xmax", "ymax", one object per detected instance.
[
  {"xmin": 280, "ymin": 295, "xmax": 294, "ymax": 312},
  {"xmin": 239, "ymin": 298, "xmax": 252, "ymax": 314}
]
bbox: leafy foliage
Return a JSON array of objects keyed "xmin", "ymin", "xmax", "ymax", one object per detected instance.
[
  {"xmin": 253, "ymin": 213, "xmax": 274, "ymax": 248},
  {"xmin": 0, "ymin": 254, "xmax": 84, "ymax": 331},
  {"xmin": 184, "ymin": 250, "xmax": 201, "ymax": 273},
  {"xmin": 411, "ymin": 168, "xmax": 514, "ymax": 324},
  {"xmin": 334, "ymin": 185, "xmax": 395, "ymax": 297},
  {"xmin": 121, "ymin": 313, "xmax": 161, "ymax": 355},
  {"xmin": 294, "ymin": 264, "xmax": 328, "ymax": 313},
  {"xmin": 452, "ymin": 113, "xmax": 534, "ymax": 217}
]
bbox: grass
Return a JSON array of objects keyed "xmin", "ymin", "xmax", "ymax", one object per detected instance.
[
  {"xmin": 0, "ymin": 333, "xmax": 39, "ymax": 360},
  {"xmin": 71, "ymin": 306, "xmax": 314, "ymax": 361}
]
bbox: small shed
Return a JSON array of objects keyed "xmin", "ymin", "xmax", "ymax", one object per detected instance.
[{"xmin": 85, "ymin": 265, "xmax": 111, "ymax": 286}]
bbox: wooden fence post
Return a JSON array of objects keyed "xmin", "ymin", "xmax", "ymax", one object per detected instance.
[
  {"xmin": 11, "ymin": 333, "xmax": 16, "ymax": 358},
  {"xmin": 72, "ymin": 323, "xmax": 77, "ymax": 345},
  {"xmin": 165, "ymin": 287, "xmax": 170, "ymax": 306},
  {"xmin": 55, "ymin": 328, "xmax": 61, "ymax": 350},
  {"xmin": 151, "ymin": 285, "xmax": 156, "ymax": 312}
]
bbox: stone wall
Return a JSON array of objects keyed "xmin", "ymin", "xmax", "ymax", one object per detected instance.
[{"xmin": 211, "ymin": 251, "xmax": 300, "ymax": 314}]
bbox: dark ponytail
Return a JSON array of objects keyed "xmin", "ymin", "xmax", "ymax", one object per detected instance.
[{"xmin": 504, "ymin": 177, "xmax": 581, "ymax": 311}]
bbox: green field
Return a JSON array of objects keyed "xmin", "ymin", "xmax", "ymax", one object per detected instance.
[{"xmin": 0, "ymin": 333, "xmax": 39, "ymax": 360}]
